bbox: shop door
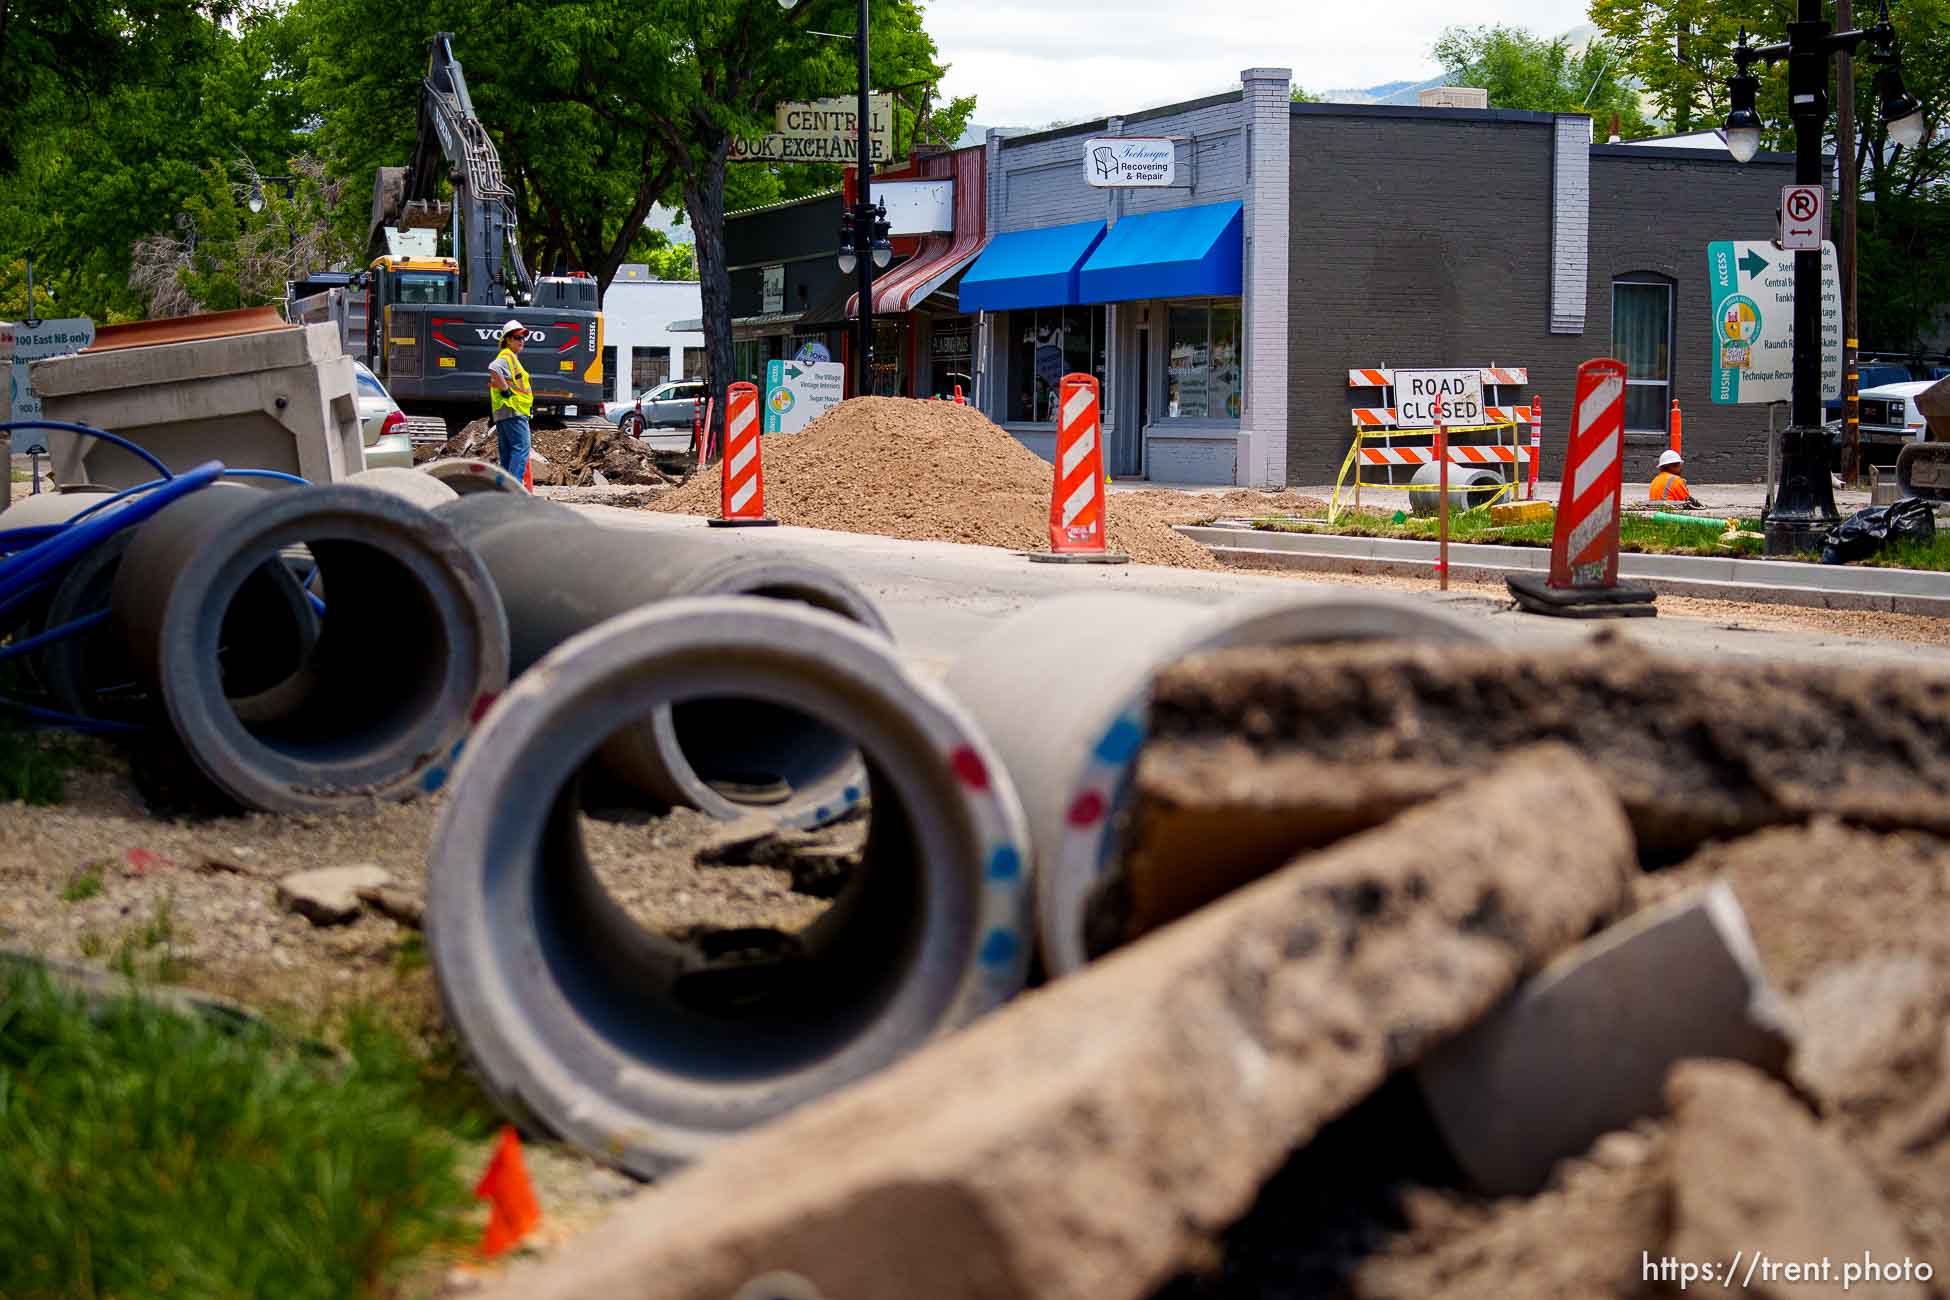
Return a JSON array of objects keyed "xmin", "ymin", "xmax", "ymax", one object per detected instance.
[{"xmin": 1117, "ymin": 327, "xmax": 1149, "ymax": 479}]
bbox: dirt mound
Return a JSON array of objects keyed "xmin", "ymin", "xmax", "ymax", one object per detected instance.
[
  {"xmin": 651, "ymin": 397, "xmax": 1218, "ymax": 569},
  {"xmin": 423, "ymin": 418, "xmax": 684, "ymax": 487}
]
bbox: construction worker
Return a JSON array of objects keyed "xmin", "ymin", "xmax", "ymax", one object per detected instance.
[
  {"xmin": 488, "ymin": 319, "xmax": 534, "ymax": 483},
  {"xmin": 1650, "ymin": 449, "xmax": 1694, "ymax": 505}
]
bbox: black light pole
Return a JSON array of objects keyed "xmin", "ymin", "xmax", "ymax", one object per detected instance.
[
  {"xmin": 1725, "ymin": 0, "xmax": 1924, "ymax": 554},
  {"xmin": 780, "ymin": 0, "xmax": 890, "ymax": 398}
]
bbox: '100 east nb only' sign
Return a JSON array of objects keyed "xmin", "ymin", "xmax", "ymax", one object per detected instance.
[{"xmin": 1084, "ymin": 138, "xmax": 1177, "ymax": 187}]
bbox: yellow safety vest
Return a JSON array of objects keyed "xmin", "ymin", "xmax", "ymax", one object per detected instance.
[{"xmin": 490, "ymin": 345, "xmax": 534, "ymax": 420}]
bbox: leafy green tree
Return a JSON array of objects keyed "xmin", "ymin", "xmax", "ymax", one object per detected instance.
[{"xmin": 1432, "ymin": 25, "xmax": 1651, "ymax": 135}]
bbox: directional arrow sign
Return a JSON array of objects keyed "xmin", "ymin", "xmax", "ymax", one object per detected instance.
[
  {"xmin": 763, "ymin": 357, "xmax": 845, "ymax": 434},
  {"xmin": 1707, "ymin": 240, "xmax": 1841, "ymax": 405},
  {"xmin": 785, "ymin": 366, "xmax": 803, "ymax": 379}
]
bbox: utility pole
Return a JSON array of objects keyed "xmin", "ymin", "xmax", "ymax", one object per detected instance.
[
  {"xmin": 1838, "ymin": 0, "xmax": 1863, "ymax": 488},
  {"xmin": 854, "ymin": 0, "xmax": 874, "ymax": 399}
]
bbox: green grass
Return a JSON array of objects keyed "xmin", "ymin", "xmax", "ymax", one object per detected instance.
[
  {"xmin": 0, "ymin": 720, "xmax": 79, "ymax": 805},
  {"xmin": 1255, "ymin": 507, "xmax": 1950, "ymax": 570},
  {"xmin": 111, "ymin": 894, "xmax": 188, "ymax": 984},
  {"xmin": 59, "ymin": 866, "xmax": 103, "ymax": 903},
  {"xmin": 0, "ymin": 967, "xmax": 474, "ymax": 1299}
]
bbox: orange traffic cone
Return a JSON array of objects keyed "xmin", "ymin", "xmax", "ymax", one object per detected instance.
[
  {"xmin": 522, "ymin": 457, "xmax": 533, "ymax": 493},
  {"xmin": 475, "ymin": 1127, "xmax": 542, "ymax": 1258}
]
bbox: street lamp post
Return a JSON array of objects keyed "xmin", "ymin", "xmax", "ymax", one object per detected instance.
[
  {"xmin": 1725, "ymin": 0, "xmax": 1925, "ymax": 555},
  {"xmin": 779, "ymin": 0, "xmax": 891, "ymax": 397}
]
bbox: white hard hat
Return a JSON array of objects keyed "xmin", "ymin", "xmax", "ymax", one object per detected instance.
[
  {"xmin": 499, "ymin": 319, "xmax": 527, "ymax": 338},
  {"xmin": 1658, "ymin": 449, "xmax": 1684, "ymax": 469}
]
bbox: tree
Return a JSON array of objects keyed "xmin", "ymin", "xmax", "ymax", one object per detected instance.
[
  {"xmin": 1591, "ymin": 0, "xmax": 1950, "ymax": 348},
  {"xmin": 1432, "ymin": 24, "xmax": 1651, "ymax": 135}
]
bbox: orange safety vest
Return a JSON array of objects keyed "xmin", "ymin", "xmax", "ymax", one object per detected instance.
[{"xmin": 1650, "ymin": 471, "xmax": 1691, "ymax": 503}]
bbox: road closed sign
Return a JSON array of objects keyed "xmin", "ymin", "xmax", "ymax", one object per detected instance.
[
  {"xmin": 763, "ymin": 358, "xmax": 845, "ymax": 434},
  {"xmin": 1393, "ymin": 369, "xmax": 1484, "ymax": 427}
]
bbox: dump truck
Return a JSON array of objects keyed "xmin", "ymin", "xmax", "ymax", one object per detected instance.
[{"xmin": 286, "ymin": 33, "xmax": 603, "ymax": 437}]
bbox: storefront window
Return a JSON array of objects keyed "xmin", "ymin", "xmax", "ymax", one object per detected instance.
[
  {"xmin": 601, "ymin": 346, "xmax": 618, "ymax": 402},
  {"xmin": 872, "ymin": 320, "xmax": 902, "ymax": 396},
  {"xmin": 683, "ymin": 346, "xmax": 706, "ymax": 381},
  {"xmin": 1008, "ymin": 306, "xmax": 1109, "ymax": 423},
  {"xmin": 1613, "ymin": 278, "xmax": 1673, "ymax": 432},
  {"xmin": 1166, "ymin": 300, "xmax": 1242, "ymax": 420},
  {"xmin": 929, "ymin": 317, "xmax": 974, "ymax": 399},
  {"xmin": 631, "ymin": 347, "xmax": 670, "ymax": 399}
]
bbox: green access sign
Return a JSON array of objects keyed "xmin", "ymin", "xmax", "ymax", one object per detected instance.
[{"xmin": 1707, "ymin": 240, "xmax": 1841, "ymax": 405}]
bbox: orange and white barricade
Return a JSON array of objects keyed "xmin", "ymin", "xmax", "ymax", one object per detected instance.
[
  {"xmin": 1336, "ymin": 365, "xmax": 1535, "ymax": 520},
  {"xmin": 1506, "ymin": 358, "xmax": 1655, "ymax": 617},
  {"xmin": 1028, "ymin": 373, "xmax": 1127, "ymax": 564},
  {"xmin": 709, "ymin": 381, "xmax": 778, "ymax": 528}
]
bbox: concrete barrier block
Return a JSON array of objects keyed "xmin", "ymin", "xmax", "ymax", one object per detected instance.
[
  {"xmin": 1417, "ymin": 880, "xmax": 1793, "ymax": 1197},
  {"xmin": 481, "ymin": 746, "xmax": 1633, "ymax": 1300}
]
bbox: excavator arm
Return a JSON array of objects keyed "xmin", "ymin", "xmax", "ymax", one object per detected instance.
[{"xmin": 367, "ymin": 33, "xmax": 532, "ymax": 304}]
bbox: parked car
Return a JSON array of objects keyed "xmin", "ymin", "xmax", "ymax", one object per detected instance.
[
  {"xmin": 602, "ymin": 379, "xmax": 707, "ymax": 435},
  {"xmin": 1828, "ymin": 377, "xmax": 1937, "ymax": 470},
  {"xmin": 353, "ymin": 362, "xmax": 413, "ymax": 470}
]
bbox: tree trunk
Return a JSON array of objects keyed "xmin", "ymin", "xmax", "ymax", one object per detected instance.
[{"xmin": 684, "ymin": 133, "xmax": 735, "ymax": 445}]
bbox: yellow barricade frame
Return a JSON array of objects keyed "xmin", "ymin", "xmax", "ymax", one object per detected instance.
[{"xmin": 1329, "ymin": 420, "xmax": 1526, "ymax": 523}]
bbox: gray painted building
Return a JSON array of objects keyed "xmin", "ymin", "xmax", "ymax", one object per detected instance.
[{"xmin": 955, "ymin": 81, "xmax": 1793, "ymax": 487}]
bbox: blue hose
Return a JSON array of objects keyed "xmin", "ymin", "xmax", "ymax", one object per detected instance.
[
  {"xmin": 0, "ymin": 608, "xmax": 111, "ymax": 663},
  {"xmin": 0, "ymin": 421, "xmax": 173, "ymax": 481}
]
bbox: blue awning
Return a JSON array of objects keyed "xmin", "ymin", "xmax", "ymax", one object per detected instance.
[
  {"xmin": 957, "ymin": 219, "xmax": 1107, "ymax": 312},
  {"xmin": 1077, "ymin": 201, "xmax": 1244, "ymax": 303}
]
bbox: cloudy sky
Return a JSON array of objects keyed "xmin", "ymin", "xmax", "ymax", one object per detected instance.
[{"xmin": 925, "ymin": 0, "xmax": 1597, "ymax": 128}]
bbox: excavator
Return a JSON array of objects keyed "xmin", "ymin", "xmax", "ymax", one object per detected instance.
[{"xmin": 289, "ymin": 33, "xmax": 603, "ymax": 437}]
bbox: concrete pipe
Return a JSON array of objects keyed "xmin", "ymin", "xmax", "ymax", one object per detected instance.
[
  {"xmin": 111, "ymin": 483, "xmax": 509, "ymax": 812},
  {"xmin": 438, "ymin": 494, "xmax": 891, "ymax": 825},
  {"xmin": 943, "ymin": 591, "xmax": 1483, "ymax": 976},
  {"xmin": 1407, "ymin": 461, "xmax": 1505, "ymax": 516},
  {"xmin": 342, "ymin": 465, "xmax": 460, "ymax": 511},
  {"xmin": 423, "ymin": 458, "xmax": 526, "ymax": 497},
  {"xmin": 426, "ymin": 596, "xmax": 1032, "ymax": 1178}
]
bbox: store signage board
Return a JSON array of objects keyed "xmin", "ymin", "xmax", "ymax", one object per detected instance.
[
  {"xmin": 7, "ymin": 316, "xmax": 94, "ymax": 423},
  {"xmin": 761, "ymin": 265, "xmax": 784, "ymax": 315},
  {"xmin": 1780, "ymin": 184, "xmax": 1824, "ymax": 251},
  {"xmin": 763, "ymin": 358, "xmax": 846, "ymax": 434},
  {"xmin": 735, "ymin": 94, "xmax": 893, "ymax": 164},
  {"xmin": 1393, "ymin": 368, "xmax": 1483, "ymax": 427},
  {"xmin": 1085, "ymin": 137, "xmax": 1176, "ymax": 187},
  {"xmin": 1706, "ymin": 240, "xmax": 1840, "ymax": 404},
  {"xmin": 874, "ymin": 179, "xmax": 954, "ymax": 236}
]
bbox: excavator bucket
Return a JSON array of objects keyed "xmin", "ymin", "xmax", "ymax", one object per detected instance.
[
  {"xmin": 1897, "ymin": 376, "xmax": 1950, "ymax": 501},
  {"xmin": 1911, "ymin": 375, "xmax": 1950, "ymax": 441}
]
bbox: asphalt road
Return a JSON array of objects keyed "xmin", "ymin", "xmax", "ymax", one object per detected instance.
[{"xmin": 565, "ymin": 503, "xmax": 1950, "ymax": 678}]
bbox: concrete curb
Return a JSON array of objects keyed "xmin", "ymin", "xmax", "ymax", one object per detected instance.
[{"xmin": 1174, "ymin": 524, "xmax": 1950, "ymax": 618}]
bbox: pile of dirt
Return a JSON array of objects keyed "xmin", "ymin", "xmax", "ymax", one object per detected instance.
[
  {"xmin": 423, "ymin": 418, "xmax": 685, "ymax": 488},
  {"xmin": 651, "ymin": 397, "xmax": 1220, "ymax": 568}
]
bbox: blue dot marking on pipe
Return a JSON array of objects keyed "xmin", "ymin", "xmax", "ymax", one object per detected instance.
[
  {"xmin": 986, "ymin": 845, "xmax": 1022, "ymax": 881},
  {"xmin": 1093, "ymin": 715, "xmax": 1145, "ymax": 765},
  {"xmin": 421, "ymin": 766, "xmax": 448, "ymax": 794},
  {"xmin": 979, "ymin": 928, "xmax": 1019, "ymax": 967},
  {"xmin": 843, "ymin": 784, "xmax": 862, "ymax": 804},
  {"xmin": 815, "ymin": 806, "xmax": 831, "ymax": 823}
]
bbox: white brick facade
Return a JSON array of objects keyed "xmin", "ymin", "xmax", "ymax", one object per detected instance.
[
  {"xmin": 1550, "ymin": 113, "xmax": 1593, "ymax": 334},
  {"xmin": 1240, "ymin": 68, "xmax": 1292, "ymax": 487}
]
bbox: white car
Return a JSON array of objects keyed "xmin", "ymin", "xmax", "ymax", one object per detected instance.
[
  {"xmin": 603, "ymin": 379, "xmax": 707, "ymax": 435},
  {"xmin": 353, "ymin": 362, "xmax": 413, "ymax": 470}
]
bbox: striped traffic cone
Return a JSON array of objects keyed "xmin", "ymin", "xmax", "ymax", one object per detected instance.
[
  {"xmin": 1027, "ymin": 373, "xmax": 1127, "ymax": 565},
  {"xmin": 708, "ymin": 381, "xmax": 778, "ymax": 528}
]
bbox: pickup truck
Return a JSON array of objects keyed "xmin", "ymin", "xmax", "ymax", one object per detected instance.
[{"xmin": 1830, "ymin": 378, "xmax": 1936, "ymax": 469}]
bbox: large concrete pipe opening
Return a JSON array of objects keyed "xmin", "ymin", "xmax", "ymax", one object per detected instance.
[
  {"xmin": 438, "ymin": 495, "xmax": 891, "ymax": 824},
  {"xmin": 427, "ymin": 598, "xmax": 1030, "ymax": 1179},
  {"xmin": 112, "ymin": 483, "xmax": 509, "ymax": 811},
  {"xmin": 944, "ymin": 591, "xmax": 1484, "ymax": 977}
]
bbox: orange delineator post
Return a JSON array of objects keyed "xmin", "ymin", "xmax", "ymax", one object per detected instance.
[
  {"xmin": 522, "ymin": 457, "xmax": 532, "ymax": 493},
  {"xmin": 1050, "ymin": 373, "xmax": 1108, "ymax": 553},
  {"xmin": 710, "ymin": 381, "xmax": 777, "ymax": 527},
  {"xmin": 1527, "ymin": 395, "xmax": 1542, "ymax": 500},
  {"xmin": 1670, "ymin": 398, "xmax": 1683, "ymax": 455},
  {"xmin": 1549, "ymin": 359, "xmax": 1629, "ymax": 590},
  {"xmin": 475, "ymin": 1127, "xmax": 542, "ymax": 1258}
]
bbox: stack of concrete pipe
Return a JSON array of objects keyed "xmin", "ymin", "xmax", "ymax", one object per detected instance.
[{"xmin": 419, "ymin": 540, "xmax": 1486, "ymax": 1178}]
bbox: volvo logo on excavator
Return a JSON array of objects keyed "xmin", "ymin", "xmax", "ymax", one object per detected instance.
[{"xmin": 475, "ymin": 327, "xmax": 546, "ymax": 343}]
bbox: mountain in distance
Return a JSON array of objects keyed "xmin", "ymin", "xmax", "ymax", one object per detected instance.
[{"xmin": 1317, "ymin": 23, "xmax": 1606, "ymax": 105}]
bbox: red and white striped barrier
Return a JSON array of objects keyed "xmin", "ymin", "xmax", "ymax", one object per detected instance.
[
  {"xmin": 1358, "ymin": 445, "xmax": 1535, "ymax": 466},
  {"xmin": 1352, "ymin": 406, "xmax": 1535, "ymax": 427},
  {"xmin": 1028, "ymin": 373, "xmax": 1126, "ymax": 564},
  {"xmin": 1551, "ymin": 360, "xmax": 1627, "ymax": 588},
  {"xmin": 710, "ymin": 381, "xmax": 778, "ymax": 528},
  {"xmin": 1347, "ymin": 367, "xmax": 1530, "ymax": 388}
]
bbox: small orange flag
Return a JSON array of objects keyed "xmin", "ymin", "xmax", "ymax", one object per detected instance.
[{"xmin": 474, "ymin": 1126, "xmax": 542, "ymax": 1258}]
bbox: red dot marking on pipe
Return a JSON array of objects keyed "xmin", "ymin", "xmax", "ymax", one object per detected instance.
[
  {"xmin": 470, "ymin": 692, "xmax": 501, "ymax": 724},
  {"xmin": 1067, "ymin": 790, "xmax": 1107, "ymax": 827},
  {"xmin": 950, "ymin": 746, "xmax": 989, "ymax": 791}
]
